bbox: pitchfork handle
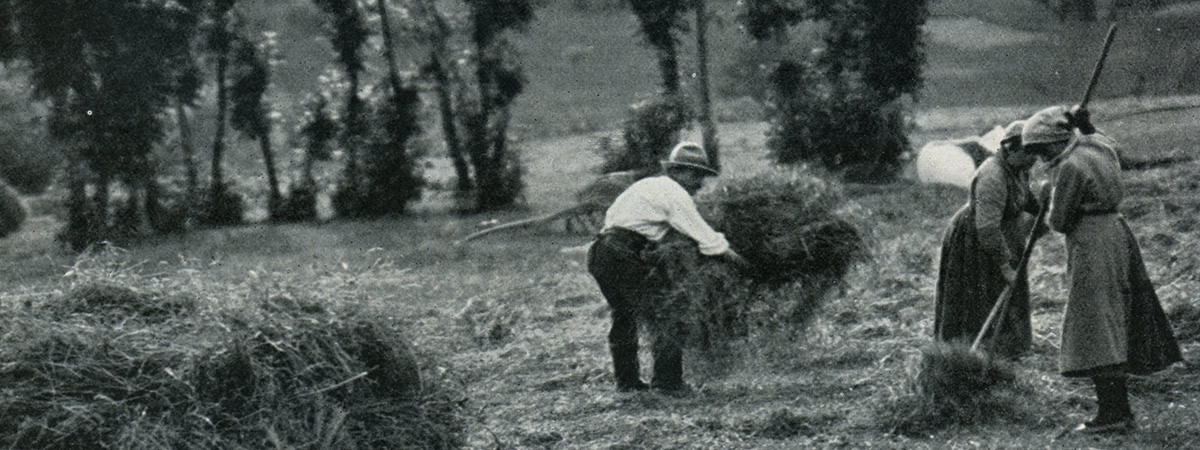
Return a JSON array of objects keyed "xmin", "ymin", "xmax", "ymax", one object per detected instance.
[
  {"xmin": 1080, "ymin": 23, "xmax": 1118, "ymax": 110},
  {"xmin": 971, "ymin": 205, "xmax": 1048, "ymax": 353}
]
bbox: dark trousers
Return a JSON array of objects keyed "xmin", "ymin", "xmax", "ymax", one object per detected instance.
[{"xmin": 587, "ymin": 229, "xmax": 683, "ymax": 389}]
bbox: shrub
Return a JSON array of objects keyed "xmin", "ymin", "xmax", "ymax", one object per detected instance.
[
  {"xmin": 198, "ymin": 183, "xmax": 245, "ymax": 226},
  {"xmin": 765, "ymin": 61, "xmax": 909, "ymax": 182},
  {"xmin": 351, "ymin": 86, "xmax": 425, "ymax": 217},
  {"xmin": 598, "ymin": 94, "xmax": 692, "ymax": 174},
  {"xmin": 275, "ymin": 185, "xmax": 320, "ymax": 222}
]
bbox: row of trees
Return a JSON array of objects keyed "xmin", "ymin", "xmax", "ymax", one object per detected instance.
[
  {"xmin": 0, "ymin": 0, "xmax": 536, "ymax": 250},
  {"xmin": 603, "ymin": 0, "xmax": 929, "ymax": 183},
  {"xmin": 1, "ymin": 0, "xmax": 938, "ymax": 249}
]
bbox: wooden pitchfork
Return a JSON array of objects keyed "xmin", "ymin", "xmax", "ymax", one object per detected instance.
[{"xmin": 971, "ymin": 205, "xmax": 1048, "ymax": 353}]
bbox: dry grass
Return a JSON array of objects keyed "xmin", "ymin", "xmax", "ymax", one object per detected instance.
[{"xmin": 0, "ymin": 248, "xmax": 465, "ymax": 449}]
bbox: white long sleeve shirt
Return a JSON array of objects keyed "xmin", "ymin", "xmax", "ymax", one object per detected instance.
[{"xmin": 601, "ymin": 175, "xmax": 730, "ymax": 256}]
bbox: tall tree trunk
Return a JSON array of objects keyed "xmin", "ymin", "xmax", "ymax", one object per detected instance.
[
  {"xmin": 414, "ymin": 0, "xmax": 470, "ymax": 192},
  {"xmin": 343, "ymin": 70, "xmax": 362, "ymax": 195},
  {"xmin": 65, "ymin": 150, "xmax": 92, "ymax": 250},
  {"xmin": 694, "ymin": 0, "xmax": 718, "ymax": 169},
  {"xmin": 431, "ymin": 53, "xmax": 470, "ymax": 192},
  {"xmin": 659, "ymin": 43, "xmax": 680, "ymax": 95},
  {"xmin": 212, "ymin": 45, "xmax": 229, "ymax": 199},
  {"xmin": 175, "ymin": 102, "xmax": 199, "ymax": 223},
  {"xmin": 259, "ymin": 133, "xmax": 282, "ymax": 217},
  {"xmin": 376, "ymin": 0, "xmax": 404, "ymax": 95}
]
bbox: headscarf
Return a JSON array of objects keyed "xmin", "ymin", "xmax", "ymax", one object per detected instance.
[{"xmin": 1021, "ymin": 106, "xmax": 1073, "ymax": 145}]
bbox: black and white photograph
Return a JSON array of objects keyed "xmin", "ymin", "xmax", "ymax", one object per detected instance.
[{"xmin": 0, "ymin": 0, "xmax": 1197, "ymax": 448}]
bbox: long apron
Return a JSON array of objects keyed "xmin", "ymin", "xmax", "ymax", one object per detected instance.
[
  {"xmin": 934, "ymin": 204, "xmax": 1031, "ymax": 357},
  {"xmin": 1059, "ymin": 213, "xmax": 1182, "ymax": 377}
]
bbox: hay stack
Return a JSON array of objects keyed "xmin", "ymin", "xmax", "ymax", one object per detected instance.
[
  {"xmin": 0, "ymin": 182, "xmax": 26, "ymax": 239},
  {"xmin": 0, "ymin": 288, "xmax": 463, "ymax": 449},
  {"xmin": 643, "ymin": 168, "xmax": 866, "ymax": 351}
]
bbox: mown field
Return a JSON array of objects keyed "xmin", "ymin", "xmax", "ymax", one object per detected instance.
[
  {"xmin": 3, "ymin": 97, "xmax": 1200, "ymax": 448},
  {"xmin": 3, "ymin": 1, "xmax": 1200, "ymax": 449}
]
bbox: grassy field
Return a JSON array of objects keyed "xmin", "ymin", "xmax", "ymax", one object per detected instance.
[
  {"xmin": 4, "ymin": 1, "xmax": 1200, "ymax": 449},
  {"xmin": 3, "ymin": 95, "xmax": 1200, "ymax": 448}
]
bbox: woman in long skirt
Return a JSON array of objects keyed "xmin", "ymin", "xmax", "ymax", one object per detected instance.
[
  {"xmin": 1023, "ymin": 105, "xmax": 1182, "ymax": 434},
  {"xmin": 934, "ymin": 120, "xmax": 1039, "ymax": 358}
]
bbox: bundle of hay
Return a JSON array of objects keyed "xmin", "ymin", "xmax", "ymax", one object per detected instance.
[
  {"xmin": 0, "ymin": 182, "xmax": 26, "ymax": 239},
  {"xmin": 876, "ymin": 342, "xmax": 1027, "ymax": 436},
  {"xmin": 642, "ymin": 168, "xmax": 867, "ymax": 351},
  {"xmin": 0, "ymin": 287, "xmax": 465, "ymax": 449}
]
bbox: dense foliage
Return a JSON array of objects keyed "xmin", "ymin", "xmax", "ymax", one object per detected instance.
[
  {"xmin": 6, "ymin": 0, "xmax": 203, "ymax": 249},
  {"xmin": 598, "ymin": 94, "xmax": 692, "ymax": 175},
  {"xmin": 742, "ymin": 0, "xmax": 928, "ymax": 180}
]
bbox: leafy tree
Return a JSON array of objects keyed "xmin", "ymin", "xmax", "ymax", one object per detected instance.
[
  {"xmin": 599, "ymin": 95, "xmax": 692, "ymax": 174},
  {"xmin": 10, "ymin": 0, "xmax": 198, "ymax": 249},
  {"xmin": 279, "ymin": 95, "xmax": 339, "ymax": 222},
  {"xmin": 204, "ymin": 0, "xmax": 244, "ymax": 225},
  {"xmin": 314, "ymin": 0, "xmax": 370, "ymax": 218},
  {"xmin": 163, "ymin": 0, "xmax": 206, "ymax": 227},
  {"xmin": 354, "ymin": 0, "xmax": 425, "ymax": 216},
  {"xmin": 626, "ymin": 0, "xmax": 691, "ymax": 95},
  {"xmin": 411, "ymin": 0, "xmax": 469, "ymax": 192},
  {"xmin": 742, "ymin": 0, "xmax": 928, "ymax": 179},
  {"xmin": 230, "ymin": 32, "xmax": 284, "ymax": 218},
  {"xmin": 460, "ymin": 0, "xmax": 535, "ymax": 211},
  {"xmin": 357, "ymin": 85, "xmax": 425, "ymax": 216}
]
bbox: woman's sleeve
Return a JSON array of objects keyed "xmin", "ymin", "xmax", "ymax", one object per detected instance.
[
  {"xmin": 973, "ymin": 166, "xmax": 1013, "ymax": 265},
  {"xmin": 1048, "ymin": 162, "xmax": 1085, "ymax": 234}
]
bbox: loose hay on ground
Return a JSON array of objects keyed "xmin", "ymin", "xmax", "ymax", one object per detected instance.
[{"xmin": 0, "ymin": 286, "xmax": 465, "ymax": 449}]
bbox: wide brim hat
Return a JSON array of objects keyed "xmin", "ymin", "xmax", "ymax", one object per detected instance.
[
  {"xmin": 660, "ymin": 142, "xmax": 718, "ymax": 176},
  {"xmin": 1022, "ymin": 106, "xmax": 1073, "ymax": 146}
]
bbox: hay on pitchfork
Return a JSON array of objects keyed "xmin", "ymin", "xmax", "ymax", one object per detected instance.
[
  {"xmin": 0, "ymin": 288, "xmax": 465, "ymax": 449},
  {"xmin": 641, "ymin": 168, "xmax": 867, "ymax": 356},
  {"xmin": 876, "ymin": 341, "xmax": 1028, "ymax": 436}
]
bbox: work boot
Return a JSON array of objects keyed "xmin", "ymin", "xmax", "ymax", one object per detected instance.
[
  {"xmin": 1075, "ymin": 376, "xmax": 1135, "ymax": 434},
  {"xmin": 610, "ymin": 344, "xmax": 647, "ymax": 392},
  {"xmin": 650, "ymin": 334, "xmax": 687, "ymax": 396}
]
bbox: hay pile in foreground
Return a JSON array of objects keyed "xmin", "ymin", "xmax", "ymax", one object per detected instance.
[
  {"xmin": 876, "ymin": 342, "xmax": 1028, "ymax": 436},
  {"xmin": 642, "ymin": 167, "xmax": 867, "ymax": 352},
  {"xmin": 0, "ymin": 284, "xmax": 465, "ymax": 449}
]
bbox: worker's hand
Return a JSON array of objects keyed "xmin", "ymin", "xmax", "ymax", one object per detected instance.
[
  {"xmin": 1032, "ymin": 217, "xmax": 1050, "ymax": 240},
  {"xmin": 1001, "ymin": 264, "xmax": 1018, "ymax": 285},
  {"xmin": 1035, "ymin": 179, "xmax": 1053, "ymax": 210},
  {"xmin": 1065, "ymin": 104, "xmax": 1095, "ymax": 134},
  {"xmin": 723, "ymin": 249, "xmax": 750, "ymax": 270}
]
